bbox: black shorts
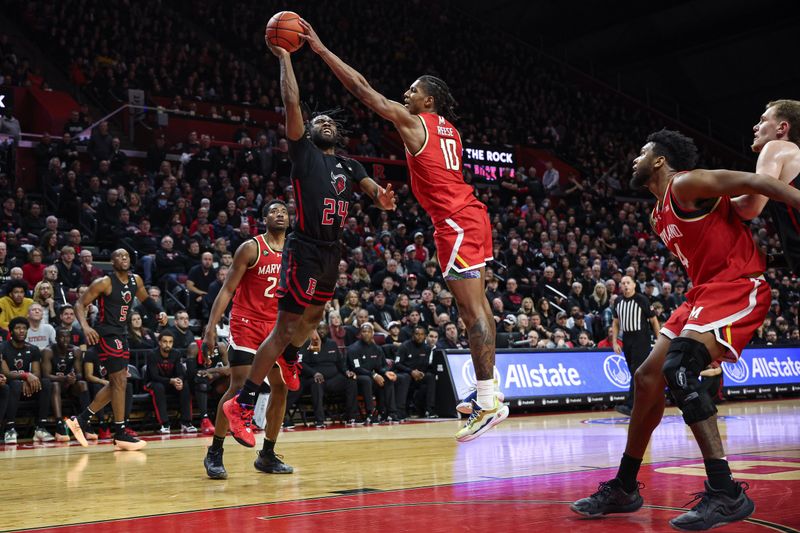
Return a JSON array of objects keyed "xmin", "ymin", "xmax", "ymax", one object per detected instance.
[
  {"xmin": 229, "ymin": 348, "xmax": 255, "ymax": 368},
  {"xmin": 277, "ymin": 232, "xmax": 339, "ymax": 313},
  {"xmin": 95, "ymin": 335, "xmax": 130, "ymax": 374}
]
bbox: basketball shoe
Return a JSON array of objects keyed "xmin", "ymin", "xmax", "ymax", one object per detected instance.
[
  {"xmin": 55, "ymin": 419, "xmax": 71, "ymax": 442},
  {"xmin": 113, "ymin": 432, "xmax": 147, "ymax": 451},
  {"xmin": 254, "ymin": 450, "xmax": 294, "ymax": 474},
  {"xmin": 204, "ymin": 447, "xmax": 227, "ymax": 479},
  {"xmin": 65, "ymin": 417, "xmax": 90, "ymax": 447},
  {"xmin": 570, "ymin": 478, "xmax": 644, "ymax": 517},
  {"xmin": 276, "ymin": 355, "xmax": 300, "ymax": 391},
  {"xmin": 669, "ymin": 481, "xmax": 754, "ymax": 531},
  {"xmin": 200, "ymin": 417, "xmax": 215, "ymax": 435},
  {"xmin": 222, "ymin": 396, "xmax": 256, "ymax": 447},
  {"xmin": 456, "ymin": 379, "xmax": 505, "ymax": 415},
  {"xmin": 454, "ymin": 397, "xmax": 508, "ymax": 442}
]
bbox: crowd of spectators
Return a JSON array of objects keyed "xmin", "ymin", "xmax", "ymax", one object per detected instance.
[{"xmin": 0, "ymin": 1, "xmax": 797, "ymax": 437}]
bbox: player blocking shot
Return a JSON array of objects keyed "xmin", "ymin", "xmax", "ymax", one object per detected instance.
[
  {"xmin": 299, "ymin": 20, "xmax": 507, "ymax": 441},
  {"xmin": 202, "ymin": 201, "xmax": 293, "ymax": 478},
  {"xmin": 223, "ymin": 26, "xmax": 396, "ymax": 448}
]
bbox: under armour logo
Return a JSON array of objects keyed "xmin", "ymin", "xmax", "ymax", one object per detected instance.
[
  {"xmin": 438, "ymin": 115, "xmax": 445, "ymax": 125},
  {"xmin": 689, "ymin": 306, "xmax": 703, "ymax": 320}
]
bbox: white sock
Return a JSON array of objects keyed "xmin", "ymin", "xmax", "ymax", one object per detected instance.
[{"xmin": 476, "ymin": 379, "xmax": 495, "ymax": 409}]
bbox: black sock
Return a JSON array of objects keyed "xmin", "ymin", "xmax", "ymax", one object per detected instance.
[
  {"xmin": 704, "ymin": 458, "xmax": 737, "ymax": 497},
  {"xmin": 616, "ymin": 453, "xmax": 643, "ymax": 492},
  {"xmin": 283, "ymin": 344, "xmax": 301, "ymax": 364},
  {"xmin": 113, "ymin": 421, "xmax": 126, "ymax": 437},
  {"xmin": 262, "ymin": 438, "xmax": 275, "ymax": 454},
  {"xmin": 257, "ymin": 381, "xmax": 271, "ymax": 395},
  {"xmin": 78, "ymin": 407, "xmax": 95, "ymax": 424},
  {"xmin": 38, "ymin": 418, "xmax": 48, "ymax": 428},
  {"xmin": 211, "ymin": 435, "xmax": 225, "ymax": 451},
  {"xmin": 238, "ymin": 380, "xmax": 260, "ymax": 405},
  {"xmin": 5, "ymin": 422, "xmax": 14, "ymax": 430}
]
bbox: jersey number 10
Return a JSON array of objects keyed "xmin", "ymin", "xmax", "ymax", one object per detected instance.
[{"xmin": 440, "ymin": 138, "xmax": 460, "ymax": 171}]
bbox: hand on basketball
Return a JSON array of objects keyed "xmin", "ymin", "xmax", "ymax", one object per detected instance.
[
  {"xmin": 297, "ymin": 19, "xmax": 325, "ymax": 53},
  {"xmin": 376, "ymin": 184, "xmax": 397, "ymax": 211},
  {"xmin": 84, "ymin": 326, "xmax": 100, "ymax": 346},
  {"xmin": 264, "ymin": 35, "xmax": 290, "ymax": 58}
]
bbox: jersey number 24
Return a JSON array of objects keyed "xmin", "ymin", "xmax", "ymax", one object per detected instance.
[{"xmin": 322, "ymin": 198, "xmax": 349, "ymax": 227}]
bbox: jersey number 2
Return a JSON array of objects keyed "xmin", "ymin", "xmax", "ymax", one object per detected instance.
[
  {"xmin": 322, "ymin": 198, "xmax": 348, "ymax": 227},
  {"xmin": 264, "ymin": 276, "xmax": 278, "ymax": 298},
  {"xmin": 440, "ymin": 138, "xmax": 460, "ymax": 171}
]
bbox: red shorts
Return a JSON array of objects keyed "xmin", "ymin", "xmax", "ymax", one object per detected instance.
[
  {"xmin": 228, "ymin": 314, "xmax": 276, "ymax": 354},
  {"xmin": 661, "ymin": 276, "xmax": 769, "ymax": 362},
  {"xmin": 433, "ymin": 203, "xmax": 493, "ymax": 274}
]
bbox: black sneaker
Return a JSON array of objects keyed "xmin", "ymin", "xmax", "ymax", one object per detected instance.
[
  {"xmin": 204, "ymin": 447, "xmax": 228, "ymax": 479},
  {"xmin": 254, "ymin": 450, "xmax": 294, "ymax": 474},
  {"xmin": 614, "ymin": 405, "xmax": 632, "ymax": 416},
  {"xmin": 282, "ymin": 418, "xmax": 296, "ymax": 430},
  {"xmin": 570, "ymin": 478, "xmax": 644, "ymax": 517},
  {"xmin": 669, "ymin": 481, "xmax": 754, "ymax": 531},
  {"xmin": 112, "ymin": 431, "xmax": 147, "ymax": 451}
]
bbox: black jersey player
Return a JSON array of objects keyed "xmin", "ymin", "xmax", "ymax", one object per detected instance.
[
  {"xmin": 223, "ymin": 36, "xmax": 396, "ymax": 448},
  {"xmin": 66, "ymin": 249, "xmax": 167, "ymax": 451}
]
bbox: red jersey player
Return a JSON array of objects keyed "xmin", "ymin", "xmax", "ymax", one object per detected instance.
[
  {"xmin": 572, "ymin": 130, "xmax": 800, "ymax": 531},
  {"xmin": 301, "ymin": 20, "xmax": 507, "ymax": 442},
  {"xmin": 202, "ymin": 200, "xmax": 293, "ymax": 479}
]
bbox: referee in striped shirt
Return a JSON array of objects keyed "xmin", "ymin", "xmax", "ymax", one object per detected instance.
[{"xmin": 612, "ymin": 275, "xmax": 660, "ymax": 416}]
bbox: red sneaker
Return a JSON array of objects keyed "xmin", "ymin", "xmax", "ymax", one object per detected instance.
[
  {"xmin": 97, "ymin": 427, "xmax": 113, "ymax": 440},
  {"xmin": 200, "ymin": 417, "xmax": 215, "ymax": 435},
  {"xmin": 222, "ymin": 396, "xmax": 255, "ymax": 447},
  {"xmin": 124, "ymin": 426, "xmax": 138, "ymax": 438},
  {"xmin": 276, "ymin": 355, "xmax": 301, "ymax": 391}
]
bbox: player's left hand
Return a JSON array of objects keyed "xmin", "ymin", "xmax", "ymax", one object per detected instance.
[
  {"xmin": 264, "ymin": 35, "xmax": 291, "ymax": 59},
  {"xmin": 297, "ymin": 19, "xmax": 325, "ymax": 53},
  {"xmin": 157, "ymin": 312, "xmax": 169, "ymax": 327},
  {"xmin": 376, "ymin": 183, "xmax": 397, "ymax": 211}
]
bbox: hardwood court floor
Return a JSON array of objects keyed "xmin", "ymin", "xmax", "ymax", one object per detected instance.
[{"xmin": 1, "ymin": 400, "xmax": 799, "ymax": 532}]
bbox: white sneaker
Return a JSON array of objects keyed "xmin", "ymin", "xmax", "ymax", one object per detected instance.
[
  {"xmin": 181, "ymin": 423, "xmax": 198, "ymax": 434},
  {"xmin": 455, "ymin": 397, "xmax": 509, "ymax": 443},
  {"xmin": 157, "ymin": 426, "xmax": 171, "ymax": 434},
  {"xmin": 3, "ymin": 428, "xmax": 18, "ymax": 444},
  {"xmin": 456, "ymin": 388, "xmax": 505, "ymax": 415},
  {"xmin": 34, "ymin": 427, "xmax": 56, "ymax": 442}
]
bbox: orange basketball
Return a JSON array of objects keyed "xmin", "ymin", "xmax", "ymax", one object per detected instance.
[{"xmin": 265, "ymin": 11, "xmax": 305, "ymax": 53}]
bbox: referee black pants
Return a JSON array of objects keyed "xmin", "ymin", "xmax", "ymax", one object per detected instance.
[{"xmin": 622, "ymin": 336, "xmax": 651, "ymax": 408}]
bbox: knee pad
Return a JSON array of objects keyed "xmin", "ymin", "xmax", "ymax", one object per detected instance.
[{"xmin": 662, "ymin": 337, "xmax": 717, "ymax": 425}]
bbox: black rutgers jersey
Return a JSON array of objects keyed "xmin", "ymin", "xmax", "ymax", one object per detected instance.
[
  {"xmin": 51, "ymin": 348, "xmax": 78, "ymax": 375},
  {"xmin": 96, "ymin": 273, "xmax": 138, "ymax": 336},
  {"xmin": 0, "ymin": 340, "xmax": 41, "ymax": 372},
  {"xmin": 289, "ymin": 136, "xmax": 368, "ymax": 243},
  {"xmin": 767, "ymin": 173, "xmax": 800, "ymax": 275}
]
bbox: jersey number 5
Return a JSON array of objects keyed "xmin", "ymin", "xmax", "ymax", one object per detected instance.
[
  {"xmin": 440, "ymin": 138, "xmax": 460, "ymax": 171},
  {"xmin": 322, "ymin": 198, "xmax": 349, "ymax": 227}
]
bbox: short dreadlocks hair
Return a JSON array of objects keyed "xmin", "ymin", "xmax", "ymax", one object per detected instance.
[
  {"xmin": 417, "ymin": 75, "xmax": 458, "ymax": 123},
  {"xmin": 646, "ymin": 129, "xmax": 698, "ymax": 171}
]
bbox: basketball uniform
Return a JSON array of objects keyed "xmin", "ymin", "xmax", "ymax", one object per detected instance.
[
  {"xmin": 652, "ymin": 175, "xmax": 770, "ymax": 361},
  {"xmin": 766, "ymin": 172, "xmax": 800, "ymax": 275},
  {"xmin": 280, "ymin": 135, "xmax": 367, "ymax": 312},
  {"xmin": 51, "ymin": 348, "xmax": 78, "ymax": 376},
  {"xmin": 93, "ymin": 273, "xmax": 138, "ymax": 373},
  {"xmin": 228, "ymin": 234, "xmax": 282, "ymax": 366},
  {"xmin": 405, "ymin": 113, "xmax": 492, "ymax": 275}
]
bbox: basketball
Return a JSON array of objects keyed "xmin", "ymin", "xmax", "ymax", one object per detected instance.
[{"xmin": 265, "ymin": 11, "xmax": 305, "ymax": 53}]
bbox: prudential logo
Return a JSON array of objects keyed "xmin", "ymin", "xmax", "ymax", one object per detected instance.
[
  {"xmin": 722, "ymin": 358, "xmax": 749, "ymax": 384},
  {"xmin": 603, "ymin": 354, "xmax": 631, "ymax": 389}
]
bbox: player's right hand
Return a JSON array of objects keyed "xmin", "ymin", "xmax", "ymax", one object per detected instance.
[
  {"xmin": 297, "ymin": 19, "xmax": 325, "ymax": 53},
  {"xmin": 28, "ymin": 373, "xmax": 41, "ymax": 393},
  {"xmin": 613, "ymin": 343, "xmax": 622, "ymax": 355},
  {"xmin": 84, "ymin": 326, "xmax": 100, "ymax": 345},
  {"xmin": 264, "ymin": 35, "xmax": 290, "ymax": 58}
]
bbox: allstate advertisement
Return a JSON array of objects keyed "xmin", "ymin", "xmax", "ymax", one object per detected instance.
[
  {"xmin": 444, "ymin": 349, "xmax": 630, "ymax": 402},
  {"xmin": 721, "ymin": 346, "xmax": 800, "ymax": 391},
  {"xmin": 443, "ymin": 346, "xmax": 800, "ymax": 404}
]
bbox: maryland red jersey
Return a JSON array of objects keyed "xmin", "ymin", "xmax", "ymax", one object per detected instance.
[
  {"xmin": 405, "ymin": 112, "xmax": 483, "ymax": 222},
  {"xmin": 652, "ymin": 175, "xmax": 765, "ymax": 285},
  {"xmin": 231, "ymin": 234, "xmax": 281, "ymax": 323}
]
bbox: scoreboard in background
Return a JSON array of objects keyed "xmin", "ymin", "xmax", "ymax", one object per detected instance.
[{"xmin": 463, "ymin": 143, "xmax": 515, "ymax": 182}]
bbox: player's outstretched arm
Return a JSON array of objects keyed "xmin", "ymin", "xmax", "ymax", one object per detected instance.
[
  {"xmin": 298, "ymin": 20, "xmax": 419, "ymax": 133},
  {"xmin": 359, "ymin": 178, "xmax": 396, "ymax": 211},
  {"xmin": 732, "ymin": 140, "xmax": 795, "ymax": 219},
  {"xmin": 202, "ymin": 240, "xmax": 256, "ymax": 351},
  {"xmin": 266, "ymin": 37, "xmax": 305, "ymax": 141},
  {"xmin": 673, "ymin": 168, "xmax": 800, "ymax": 211}
]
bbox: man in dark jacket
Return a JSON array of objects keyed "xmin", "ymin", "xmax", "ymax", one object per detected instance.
[
  {"xmin": 347, "ymin": 322, "xmax": 399, "ymax": 423},
  {"xmin": 394, "ymin": 326, "xmax": 437, "ymax": 419},
  {"xmin": 144, "ymin": 331, "xmax": 195, "ymax": 434}
]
